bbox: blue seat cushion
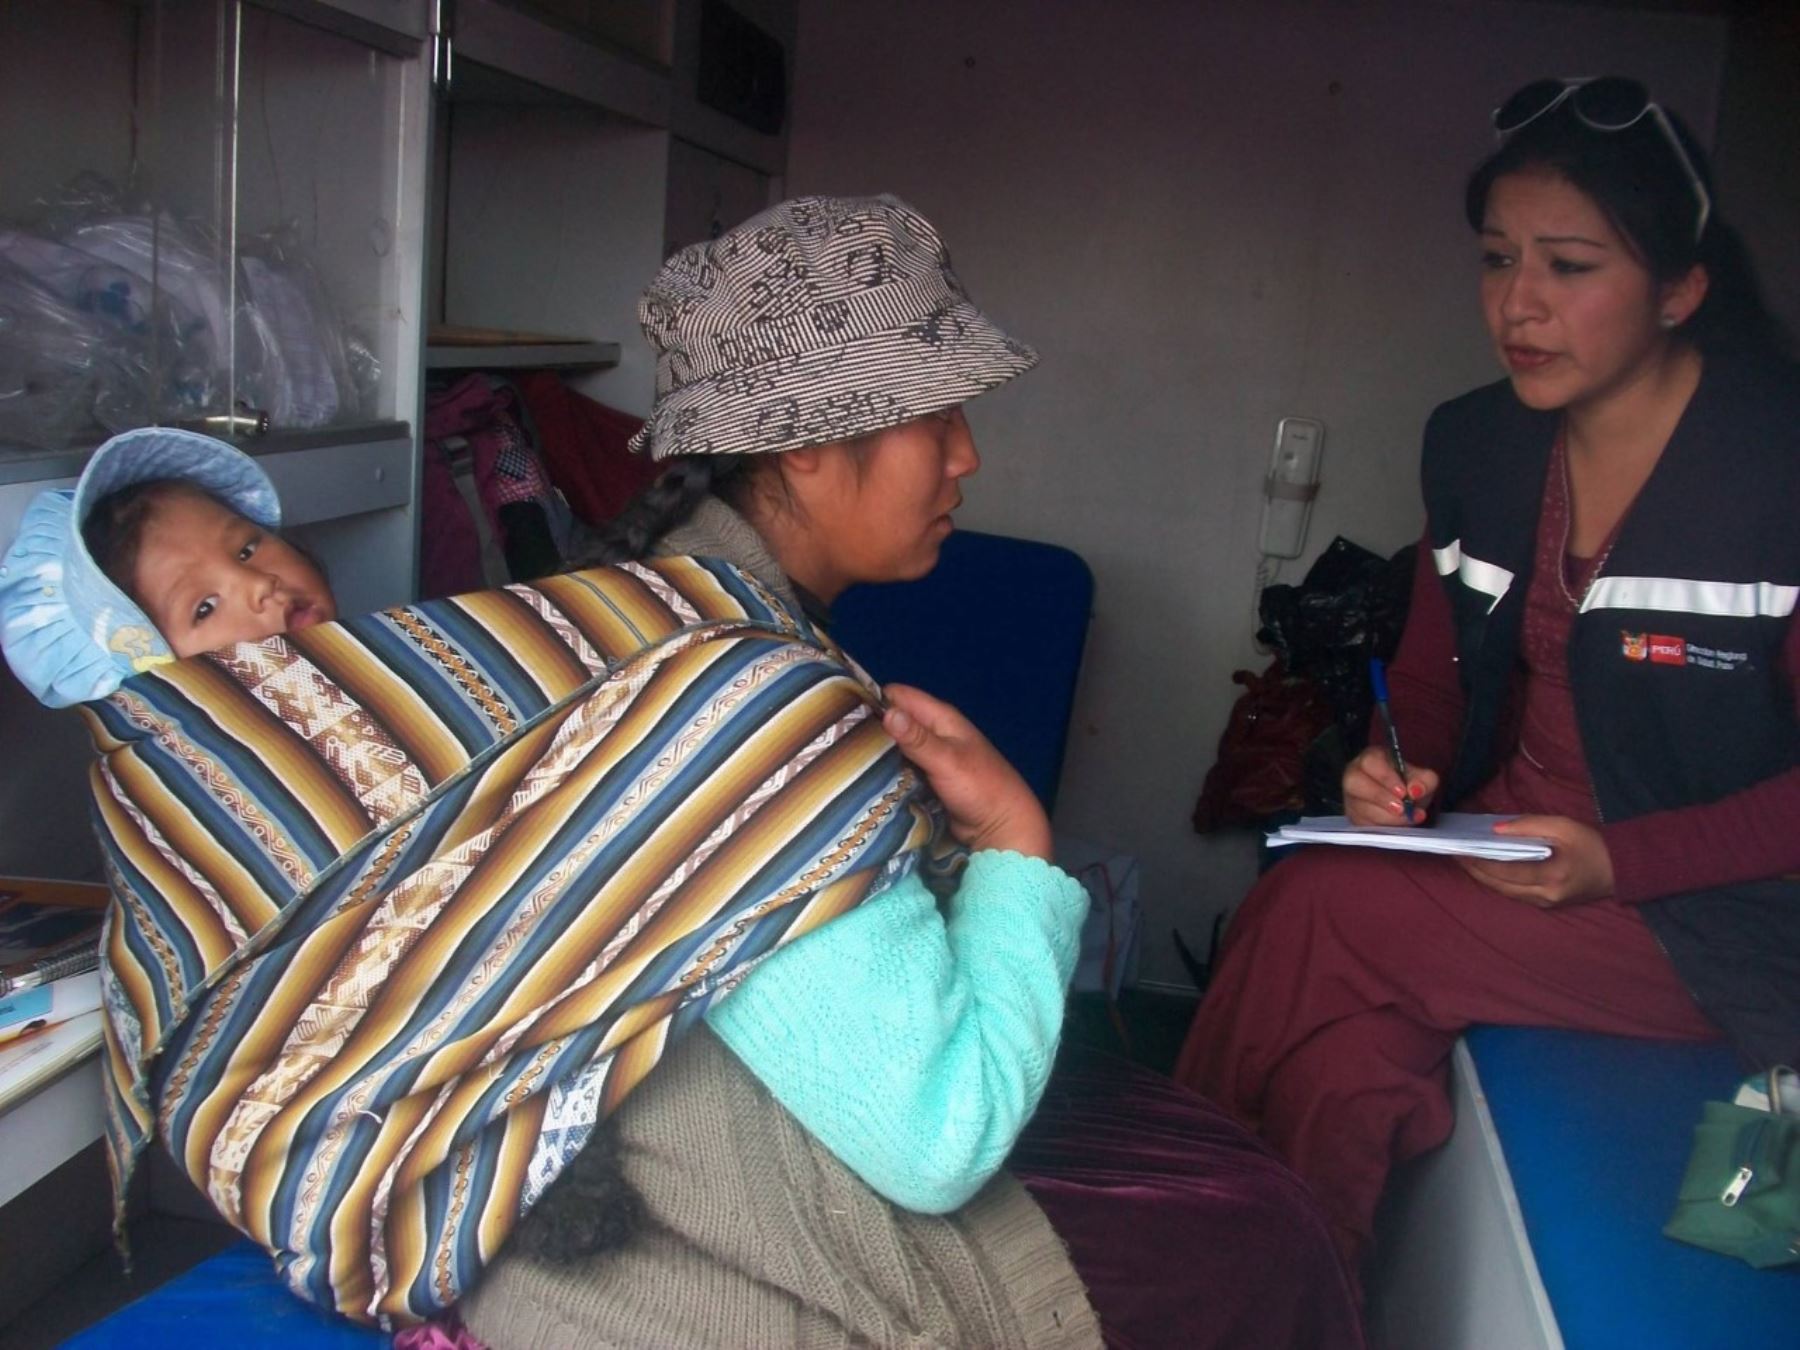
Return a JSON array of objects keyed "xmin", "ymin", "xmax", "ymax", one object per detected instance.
[
  {"xmin": 832, "ymin": 529, "xmax": 1093, "ymax": 813},
  {"xmin": 1465, "ymin": 1026, "xmax": 1800, "ymax": 1349},
  {"xmin": 64, "ymin": 1240, "xmax": 388, "ymax": 1348}
]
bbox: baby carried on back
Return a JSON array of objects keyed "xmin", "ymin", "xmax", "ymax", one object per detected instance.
[{"xmin": 0, "ymin": 430, "xmax": 951, "ymax": 1327}]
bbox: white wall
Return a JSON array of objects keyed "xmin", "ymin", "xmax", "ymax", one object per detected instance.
[
  {"xmin": 444, "ymin": 104, "xmax": 671, "ymax": 414},
  {"xmin": 788, "ymin": 0, "xmax": 1727, "ymax": 989}
]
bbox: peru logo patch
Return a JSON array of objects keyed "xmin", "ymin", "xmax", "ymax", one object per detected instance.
[{"xmin": 1621, "ymin": 631, "xmax": 1648, "ymax": 661}]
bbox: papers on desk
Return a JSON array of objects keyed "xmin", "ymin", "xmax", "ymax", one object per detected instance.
[
  {"xmin": 0, "ymin": 877, "xmax": 107, "ymax": 995},
  {"xmin": 0, "ymin": 969, "xmax": 101, "ymax": 1045},
  {"xmin": 0, "ymin": 1010, "xmax": 104, "ymax": 1112},
  {"xmin": 1266, "ymin": 813, "xmax": 1554, "ymax": 861}
]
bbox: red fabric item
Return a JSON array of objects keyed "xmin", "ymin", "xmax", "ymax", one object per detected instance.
[
  {"xmin": 422, "ymin": 376, "xmax": 557, "ymax": 587},
  {"xmin": 511, "ymin": 371, "xmax": 662, "ymax": 526},
  {"xmin": 1174, "ymin": 846, "xmax": 1719, "ymax": 1280},
  {"xmin": 426, "ymin": 375, "xmax": 556, "ymax": 516},
  {"xmin": 417, "ymin": 442, "xmax": 488, "ymax": 600},
  {"xmin": 393, "ymin": 1317, "xmax": 488, "ymax": 1350},
  {"xmin": 1193, "ymin": 661, "xmax": 1333, "ymax": 831}
]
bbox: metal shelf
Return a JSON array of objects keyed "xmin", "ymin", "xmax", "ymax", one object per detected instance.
[
  {"xmin": 424, "ymin": 341, "xmax": 622, "ymax": 372},
  {"xmin": 0, "ymin": 421, "xmax": 414, "ymax": 488}
]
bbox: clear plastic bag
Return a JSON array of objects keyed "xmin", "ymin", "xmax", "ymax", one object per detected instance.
[
  {"xmin": 0, "ymin": 254, "xmax": 116, "ymax": 450},
  {"xmin": 240, "ymin": 226, "xmax": 370, "ymax": 427},
  {"xmin": 0, "ymin": 176, "xmax": 376, "ymax": 447},
  {"xmin": 340, "ymin": 327, "xmax": 382, "ymax": 421},
  {"xmin": 63, "ymin": 211, "xmax": 276, "ymax": 429}
]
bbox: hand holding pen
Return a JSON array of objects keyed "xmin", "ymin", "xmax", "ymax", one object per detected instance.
[
  {"xmin": 1340, "ymin": 658, "xmax": 1441, "ymax": 827},
  {"xmin": 1369, "ymin": 657, "xmax": 1416, "ymax": 823}
]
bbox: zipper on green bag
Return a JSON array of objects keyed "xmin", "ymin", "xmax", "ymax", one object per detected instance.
[
  {"xmin": 1721, "ymin": 1117, "xmax": 1770, "ymax": 1207},
  {"xmin": 1722, "ymin": 1165, "xmax": 1754, "ymax": 1207}
]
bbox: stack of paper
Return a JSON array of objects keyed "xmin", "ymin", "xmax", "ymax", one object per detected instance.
[
  {"xmin": 1266, "ymin": 813, "xmax": 1553, "ymax": 861},
  {"xmin": 0, "ymin": 1010, "xmax": 104, "ymax": 1111}
]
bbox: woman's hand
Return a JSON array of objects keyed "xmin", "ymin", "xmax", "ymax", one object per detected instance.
[
  {"xmin": 1342, "ymin": 745, "xmax": 1441, "ymax": 827},
  {"xmin": 1457, "ymin": 815, "xmax": 1615, "ymax": 908},
  {"xmin": 881, "ymin": 683, "xmax": 1054, "ymax": 861}
]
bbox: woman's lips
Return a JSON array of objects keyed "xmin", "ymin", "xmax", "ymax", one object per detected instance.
[{"xmin": 1504, "ymin": 344, "xmax": 1558, "ymax": 372}]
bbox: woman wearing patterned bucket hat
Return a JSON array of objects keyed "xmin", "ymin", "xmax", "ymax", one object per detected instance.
[
  {"xmin": 584, "ymin": 192, "xmax": 1037, "ymax": 606},
  {"xmin": 459, "ymin": 196, "xmax": 1363, "ymax": 1349}
]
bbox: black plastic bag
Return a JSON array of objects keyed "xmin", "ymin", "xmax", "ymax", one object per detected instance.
[{"xmin": 1256, "ymin": 536, "xmax": 1416, "ymax": 811}]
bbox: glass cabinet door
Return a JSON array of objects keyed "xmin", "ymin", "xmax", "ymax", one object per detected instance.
[{"xmin": 0, "ymin": 0, "xmax": 431, "ymax": 456}]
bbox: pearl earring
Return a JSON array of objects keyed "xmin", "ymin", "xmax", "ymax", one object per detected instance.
[{"xmin": 1659, "ymin": 314, "xmax": 1679, "ymax": 329}]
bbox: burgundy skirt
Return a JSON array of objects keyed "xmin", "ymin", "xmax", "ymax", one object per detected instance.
[{"xmin": 1010, "ymin": 1042, "xmax": 1365, "ymax": 1350}]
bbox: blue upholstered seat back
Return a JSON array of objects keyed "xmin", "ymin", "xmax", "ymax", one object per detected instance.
[{"xmin": 832, "ymin": 529, "xmax": 1094, "ymax": 813}]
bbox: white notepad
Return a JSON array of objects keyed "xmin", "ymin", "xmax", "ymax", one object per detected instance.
[{"xmin": 1266, "ymin": 813, "xmax": 1554, "ymax": 861}]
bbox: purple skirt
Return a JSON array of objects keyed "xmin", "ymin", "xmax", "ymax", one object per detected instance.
[{"xmin": 1010, "ymin": 1043, "xmax": 1365, "ymax": 1350}]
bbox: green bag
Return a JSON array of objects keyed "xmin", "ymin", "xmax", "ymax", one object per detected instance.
[{"xmin": 1663, "ymin": 1067, "xmax": 1800, "ymax": 1269}]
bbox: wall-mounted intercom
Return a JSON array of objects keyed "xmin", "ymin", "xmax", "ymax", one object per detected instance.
[{"xmin": 1258, "ymin": 416, "xmax": 1324, "ymax": 559}]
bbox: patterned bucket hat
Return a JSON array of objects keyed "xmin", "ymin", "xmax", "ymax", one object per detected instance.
[
  {"xmin": 0, "ymin": 427, "xmax": 281, "ymax": 707},
  {"xmin": 629, "ymin": 194, "xmax": 1038, "ymax": 460}
]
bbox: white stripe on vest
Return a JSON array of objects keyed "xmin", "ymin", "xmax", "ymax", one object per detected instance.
[
  {"xmin": 1432, "ymin": 541, "xmax": 1513, "ymax": 615},
  {"xmin": 1580, "ymin": 575, "xmax": 1800, "ymax": 619}
]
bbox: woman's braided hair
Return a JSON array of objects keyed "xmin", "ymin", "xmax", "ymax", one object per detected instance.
[{"xmin": 573, "ymin": 454, "xmax": 762, "ymax": 567}]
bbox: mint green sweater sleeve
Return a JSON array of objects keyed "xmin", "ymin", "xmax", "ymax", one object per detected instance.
[{"xmin": 704, "ymin": 849, "xmax": 1089, "ymax": 1214}]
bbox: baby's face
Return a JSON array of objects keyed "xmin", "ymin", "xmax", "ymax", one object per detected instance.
[{"xmin": 131, "ymin": 489, "xmax": 337, "ymax": 658}]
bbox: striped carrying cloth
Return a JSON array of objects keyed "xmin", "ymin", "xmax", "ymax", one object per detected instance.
[{"xmin": 81, "ymin": 557, "xmax": 947, "ymax": 1328}]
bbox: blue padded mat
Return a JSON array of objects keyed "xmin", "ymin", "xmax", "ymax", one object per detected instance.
[
  {"xmin": 62, "ymin": 1240, "xmax": 389, "ymax": 1347},
  {"xmin": 1466, "ymin": 1026, "xmax": 1800, "ymax": 1350},
  {"xmin": 832, "ymin": 529, "xmax": 1093, "ymax": 814}
]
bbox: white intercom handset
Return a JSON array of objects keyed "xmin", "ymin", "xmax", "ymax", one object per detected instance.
[{"xmin": 1258, "ymin": 417, "xmax": 1324, "ymax": 559}]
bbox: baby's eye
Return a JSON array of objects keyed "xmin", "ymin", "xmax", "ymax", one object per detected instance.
[
  {"xmin": 237, "ymin": 536, "xmax": 260, "ymax": 563},
  {"xmin": 193, "ymin": 596, "xmax": 218, "ymax": 624}
]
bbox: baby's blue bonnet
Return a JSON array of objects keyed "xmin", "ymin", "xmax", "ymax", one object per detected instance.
[{"xmin": 0, "ymin": 427, "xmax": 281, "ymax": 708}]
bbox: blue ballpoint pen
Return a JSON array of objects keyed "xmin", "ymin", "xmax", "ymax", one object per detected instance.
[{"xmin": 1368, "ymin": 657, "xmax": 1417, "ymax": 823}]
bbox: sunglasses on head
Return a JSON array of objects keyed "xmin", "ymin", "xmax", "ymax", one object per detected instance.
[{"xmin": 1492, "ymin": 76, "xmax": 1711, "ymax": 243}]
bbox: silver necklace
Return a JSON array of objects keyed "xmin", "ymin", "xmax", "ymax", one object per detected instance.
[{"xmin": 1556, "ymin": 432, "xmax": 1617, "ymax": 612}]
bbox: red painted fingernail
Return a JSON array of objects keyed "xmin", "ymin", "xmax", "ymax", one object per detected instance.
[
  {"xmin": 1390, "ymin": 800, "xmax": 1403, "ymax": 814},
  {"xmin": 1409, "ymin": 783, "xmax": 1423, "ymax": 799}
]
